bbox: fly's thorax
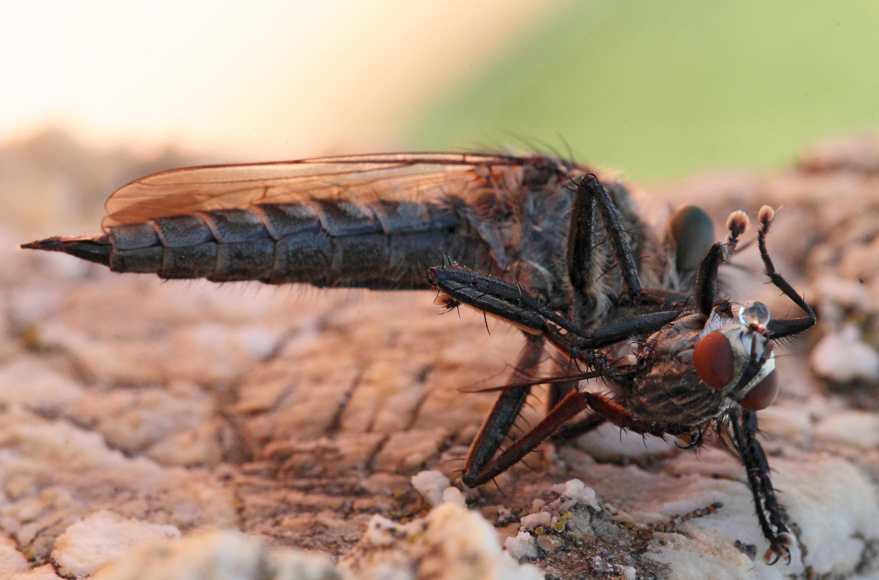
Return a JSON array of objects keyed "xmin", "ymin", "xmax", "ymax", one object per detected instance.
[{"xmin": 621, "ymin": 312, "xmax": 729, "ymax": 426}]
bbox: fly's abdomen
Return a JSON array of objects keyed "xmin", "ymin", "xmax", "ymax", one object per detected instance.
[{"xmin": 106, "ymin": 199, "xmax": 466, "ymax": 289}]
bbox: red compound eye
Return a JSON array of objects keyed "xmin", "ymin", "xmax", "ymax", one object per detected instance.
[
  {"xmin": 694, "ymin": 331, "xmax": 734, "ymax": 389},
  {"xmin": 740, "ymin": 370, "xmax": 779, "ymax": 411}
]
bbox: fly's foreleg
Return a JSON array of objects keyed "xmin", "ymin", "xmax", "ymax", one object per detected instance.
[
  {"xmin": 729, "ymin": 407, "xmax": 795, "ymax": 565},
  {"xmin": 428, "ymin": 267, "xmax": 681, "ymax": 349},
  {"xmin": 693, "ymin": 210, "xmax": 750, "ymax": 316},
  {"xmin": 755, "ymin": 206, "xmax": 817, "ymax": 339}
]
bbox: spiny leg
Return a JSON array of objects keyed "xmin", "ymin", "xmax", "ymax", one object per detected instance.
[
  {"xmin": 557, "ymin": 174, "xmax": 648, "ymax": 413},
  {"xmin": 754, "ymin": 206, "xmax": 817, "ymax": 338},
  {"xmin": 551, "ymin": 413, "xmax": 608, "ymax": 445},
  {"xmin": 692, "ymin": 205, "xmax": 815, "ymax": 335},
  {"xmin": 465, "ymin": 389, "xmax": 592, "ymax": 486},
  {"xmin": 728, "ymin": 407, "xmax": 794, "ymax": 564},
  {"xmin": 428, "ymin": 267, "xmax": 681, "ymax": 350},
  {"xmin": 465, "ymin": 388, "xmax": 695, "ymax": 487},
  {"xmin": 567, "ymin": 174, "xmax": 645, "ymax": 328},
  {"xmin": 461, "ymin": 334, "xmax": 545, "ymax": 486},
  {"xmin": 693, "ymin": 210, "xmax": 749, "ymax": 316}
]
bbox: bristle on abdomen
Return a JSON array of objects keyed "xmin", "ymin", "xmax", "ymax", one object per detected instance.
[{"xmin": 20, "ymin": 235, "xmax": 111, "ymax": 266}]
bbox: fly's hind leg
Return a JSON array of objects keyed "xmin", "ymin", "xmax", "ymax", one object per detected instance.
[
  {"xmin": 550, "ymin": 413, "xmax": 608, "ymax": 444},
  {"xmin": 461, "ymin": 333, "xmax": 544, "ymax": 486},
  {"xmin": 464, "ymin": 388, "xmax": 695, "ymax": 487},
  {"xmin": 464, "ymin": 389, "xmax": 594, "ymax": 486}
]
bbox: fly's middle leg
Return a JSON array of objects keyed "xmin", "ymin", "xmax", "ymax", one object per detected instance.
[{"xmin": 549, "ymin": 174, "xmax": 648, "ymax": 410}]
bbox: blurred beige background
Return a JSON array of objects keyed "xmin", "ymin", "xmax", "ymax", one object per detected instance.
[
  {"xmin": 5, "ymin": 0, "xmax": 879, "ymax": 235},
  {"xmin": 1, "ymin": 1, "xmax": 562, "ymax": 162}
]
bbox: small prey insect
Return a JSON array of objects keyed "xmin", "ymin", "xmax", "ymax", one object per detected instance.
[
  {"xmin": 430, "ymin": 177, "xmax": 815, "ymax": 565},
  {"xmin": 21, "ymin": 153, "xmax": 815, "ymax": 564}
]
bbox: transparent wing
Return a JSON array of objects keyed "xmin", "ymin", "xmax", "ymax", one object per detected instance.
[{"xmin": 102, "ymin": 152, "xmax": 541, "ymax": 229}]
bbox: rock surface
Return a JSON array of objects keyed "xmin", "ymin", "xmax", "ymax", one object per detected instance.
[{"xmin": 2, "ymin": 131, "xmax": 879, "ymax": 579}]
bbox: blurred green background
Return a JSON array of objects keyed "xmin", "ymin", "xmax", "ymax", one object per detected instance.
[{"xmin": 407, "ymin": 1, "xmax": 879, "ymax": 180}]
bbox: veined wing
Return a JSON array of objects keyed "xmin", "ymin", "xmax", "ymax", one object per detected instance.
[{"xmin": 102, "ymin": 152, "xmax": 552, "ymax": 229}]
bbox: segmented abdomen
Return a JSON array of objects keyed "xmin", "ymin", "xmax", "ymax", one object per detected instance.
[{"xmin": 105, "ymin": 198, "xmax": 494, "ymax": 289}]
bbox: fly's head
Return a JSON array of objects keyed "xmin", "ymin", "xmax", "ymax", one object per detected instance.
[{"xmin": 693, "ymin": 300, "xmax": 778, "ymax": 411}]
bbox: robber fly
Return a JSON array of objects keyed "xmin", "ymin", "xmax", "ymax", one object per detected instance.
[{"xmin": 21, "ymin": 153, "xmax": 815, "ymax": 564}]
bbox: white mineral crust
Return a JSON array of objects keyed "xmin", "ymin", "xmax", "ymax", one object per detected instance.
[{"xmin": 340, "ymin": 503, "xmax": 543, "ymax": 580}]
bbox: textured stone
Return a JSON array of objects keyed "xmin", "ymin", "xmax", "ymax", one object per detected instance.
[
  {"xmin": 51, "ymin": 511, "xmax": 180, "ymax": 577},
  {"xmin": 339, "ymin": 503, "xmax": 543, "ymax": 580},
  {"xmin": 91, "ymin": 530, "xmax": 339, "ymax": 580},
  {"xmin": 4, "ymin": 133, "xmax": 879, "ymax": 578}
]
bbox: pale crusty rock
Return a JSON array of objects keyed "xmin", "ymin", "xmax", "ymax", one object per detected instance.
[
  {"xmin": 814, "ymin": 276, "xmax": 877, "ymax": 324},
  {"xmin": 0, "ymin": 409, "xmax": 237, "ymax": 564},
  {"xmin": 0, "ymin": 534, "xmax": 30, "ymax": 576},
  {"xmin": 814, "ymin": 410, "xmax": 879, "ymax": 450},
  {"xmin": 0, "ymin": 356, "xmax": 84, "ymax": 413},
  {"xmin": 410, "ymin": 471, "xmax": 450, "ymax": 507},
  {"xmin": 91, "ymin": 530, "xmax": 340, "ymax": 580},
  {"xmin": 440, "ymin": 486, "xmax": 467, "ymax": 508},
  {"xmin": 505, "ymin": 531, "xmax": 539, "ymax": 561},
  {"xmin": 5, "ymin": 132, "xmax": 879, "ymax": 578},
  {"xmin": 339, "ymin": 503, "xmax": 543, "ymax": 580},
  {"xmin": 146, "ymin": 421, "xmax": 226, "ymax": 467},
  {"xmin": 35, "ymin": 316, "xmax": 285, "ymax": 387},
  {"xmin": 8, "ymin": 564, "xmax": 62, "ymax": 580},
  {"xmin": 551, "ymin": 480, "xmax": 600, "ymax": 512},
  {"xmin": 51, "ymin": 511, "xmax": 180, "ymax": 577},
  {"xmin": 64, "ymin": 380, "xmax": 214, "ymax": 455},
  {"xmin": 370, "ymin": 428, "xmax": 450, "ymax": 474},
  {"xmin": 651, "ymin": 450, "xmax": 879, "ymax": 578},
  {"xmin": 811, "ymin": 325, "xmax": 879, "ymax": 383},
  {"xmin": 755, "ymin": 403, "xmax": 813, "ymax": 447}
]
